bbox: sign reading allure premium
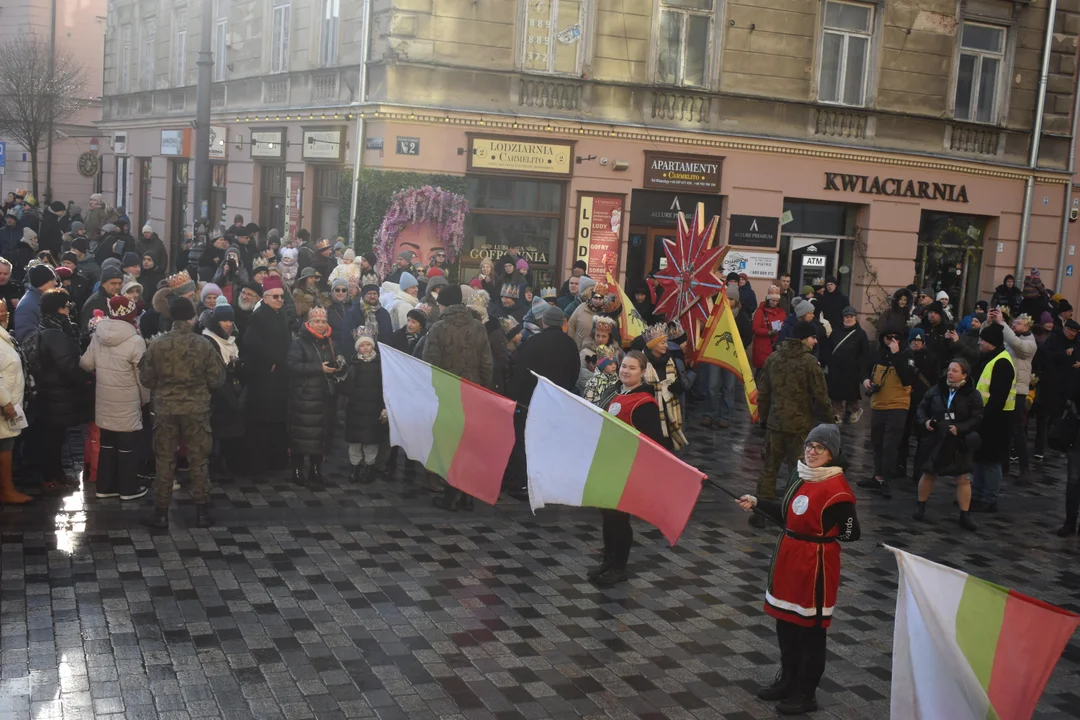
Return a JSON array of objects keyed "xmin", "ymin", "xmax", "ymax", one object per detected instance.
[
  {"xmin": 824, "ymin": 172, "xmax": 969, "ymax": 203},
  {"xmin": 630, "ymin": 190, "xmax": 723, "ymax": 228},
  {"xmin": 468, "ymin": 135, "xmax": 573, "ymax": 177},
  {"xmin": 643, "ymin": 151, "xmax": 722, "ymax": 192},
  {"xmin": 728, "ymin": 215, "xmax": 780, "ymax": 249},
  {"xmin": 576, "ymin": 194, "xmax": 624, "ymax": 281}
]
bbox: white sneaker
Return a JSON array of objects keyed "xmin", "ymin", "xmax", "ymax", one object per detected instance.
[
  {"xmin": 120, "ymin": 487, "xmax": 148, "ymax": 501},
  {"xmin": 849, "ymin": 409, "xmax": 864, "ymax": 424},
  {"xmin": 95, "ymin": 492, "xmax": 120, "ymax": 499},
  {"xmin": 172, "ymin": 481, "xmax": 180, "ymax": 491}
]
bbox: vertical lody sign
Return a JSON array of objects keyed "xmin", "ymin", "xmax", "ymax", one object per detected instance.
[
  {"xmin": 286, "ymin": 174, "xmax": 303, "ymax": 241},
  {"xmin": 576, "ymin": 194, "xmax": 624, "ymax": 281}
]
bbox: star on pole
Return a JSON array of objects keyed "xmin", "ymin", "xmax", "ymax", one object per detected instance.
[{"xmin": 652, "ymin": 202, "xmax": 727, "ymax": 352}]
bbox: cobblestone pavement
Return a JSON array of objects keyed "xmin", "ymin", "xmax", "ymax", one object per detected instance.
[{"xmin": 1, "ymin": 400, "xmax": 1079, "ymax": 720}]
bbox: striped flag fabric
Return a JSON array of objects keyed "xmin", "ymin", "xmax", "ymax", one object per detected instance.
[
  {"xmin": 524, "ymin": 375, "xmax": 705, "ymax": 543},
  {"xmin": 888, "ymin": 546, "xmax": 1080, "ymax": 720},
  {"xmin": 605, "ymin": 271, "xmax": 648, "ymax": 349},
  {"xmin": 379, "ymin": 343, "xmax": 516, "ymax": 505}
]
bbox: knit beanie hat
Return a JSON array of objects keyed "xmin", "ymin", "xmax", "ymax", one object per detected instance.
[
  {"xmin": 805, "ymin": 423, "xmax": 843, "ymax": 460},
  {"xmin": 28, "ymin": 264, "xmax": 56, "ymax": 289},
  {"xmin": 200, "ymin": 283, "xmax": 223, "ymax": 302},
  {"xmin": 542, "ymin": 305, "xmax": 565, "ymax": 329},
  {"xmin": 361, "ymin": 283, "xmax": 379, "ymax": 297},
  {"xmin": 793, "ymin": 320, "xmax": 816, "ymax": 340},
  {"xmin": 427, "ymin": 266, "xmax": 445, "ymax": 278},
  {"xmin": 767, "ymin": 285, "xmax": 781, "ymax": 299},
  {"xmin": 70, "ymin": 236, "xmax": 88, "ymax": 253},
  {"xmin": 1040, "ymin": 311, "xmax": 1054, "ymax": 326},
  {"xmin": 354, "ymin": 333, "xmax": 376, "ymax": 353},
  {"xmin": 800, "ymin": 285, "xmax": 814, "ymax": 296},
  {"xmin": 426, "ymin": 275, "xmax": 448, "ymax": 292},
  {"xmin": 361, "ymin": 252, "xmax": 377, "ymax": 267},
  {"xmin": 980, "ymin": 323, "xmax": 1005, "ymax": 347},
  {"xmin": 793, "ymin": 299, "xmax": 815, "ymax": 318},
  {"xmin": 331, "ymin": 277, "xmax": 350, "ymax": 294},
  {"xmin": 100, "ymin": 265, "xmax": 124, "ymax": 284},
  {"xmin": 908, "ymin": 326, "xmax": 925, "ymax": 343},
  {"xmin": 170, "ymin": 297, "xmax": 196, "ymax": 322},
  {"xmin": 108, "ymin": 294, "xmax": 138, "ymax": 324},
  {"xmin": 61, "ymin": 251, "xmax": 78, "ymax": 265},
  {"xmin": 515, "ymin": 258, "xmax": 529, "ymax": 273},
  {"xmin": 142, "ymin": 223, "xmax": 153, "ymax": 234},
  {"xmin": 406, "ymin": 307, "xmax": 428, "ymax": 327},
  {"xmin": 212, "ymin": 302, "xmax": 235, "ymax": 322},
  {"xmin": 399, "ymin": 272, "xmax": 418, "ymax": 292},
  {"xmin": 438, "ymin": 284, "xmax": 463, "ymax": 307},
  {"xmin": 529, "ymin": 296, "xmax": 548, "ymax": 320}
]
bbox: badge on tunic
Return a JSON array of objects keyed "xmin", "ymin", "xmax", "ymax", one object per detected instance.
[
  {"xmin": 608, "ymin": 403, "xmax": 622, "ymax": 416},
  {"xmin": 792, "ymin": 495, "xmax": 809, "ymax": 515}
]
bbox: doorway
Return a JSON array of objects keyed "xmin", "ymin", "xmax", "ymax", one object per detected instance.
[
  {"xmin": 259, "ymin": 165, "xmax": 287, "ymax": 237},
  {"xmin": 917, "ymin": 211, "xmax": 987, "ymax": 318},
  {"xmin": 169, "ymin": 160, "xmax": 189, "ymax": 271}
]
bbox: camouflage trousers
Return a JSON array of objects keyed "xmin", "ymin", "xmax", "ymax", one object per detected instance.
[
  {"xmin": 153, "ymin": 413, "xmax": 212, "ymax": 510},
  {"xmin": 757, "ymin": 429, "xmax": 808, "ymax": 500}
]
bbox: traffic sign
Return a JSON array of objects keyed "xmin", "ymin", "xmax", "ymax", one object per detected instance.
[{"xmin": 0, "ymin": 142, "xmax": 7, "ymax": 168}]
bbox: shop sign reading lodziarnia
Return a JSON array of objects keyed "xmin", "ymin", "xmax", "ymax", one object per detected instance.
[
  {"xmin": 576, "ymin": 194, "xmax": 624, "ymax": 280},
  {"xmin": 643, "ymin": 151, "xmax": 722, "ymax": 193},
  {"xmin": 468, "ymin": 135, "xmax": 573, "ymax": 177}
]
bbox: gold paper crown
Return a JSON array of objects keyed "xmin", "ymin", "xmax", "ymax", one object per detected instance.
[
  {"xmin": 307, "ymin": 307, "xmax": 328, "ymax": 320},
  {"xmin": 540, "ymin": 286, "xmax": 557, "ymax": 299},
  {"xmin": 592, "ymin": 315, "xmax": 617, "ymax": 328},
  {"xmin": 167, "ymin": 270, "xmax": 193, "ymax": 290},
  {"xmin": 643, "ymin": 322, "xmax": 669, "ymax": 348},
  {"xmin": 500, "ymin": 284, "xmax": 520, "ymax": 299}
]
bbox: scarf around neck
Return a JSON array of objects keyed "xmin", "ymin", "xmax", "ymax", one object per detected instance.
[
  {"xmin": 305, "ymin": 322, "xmax": 331, "ymax": 339},
  {"xmin": 202, "ymin": 327, "xmax": 239, "ymax": 365},
  {"xmin": 796, "ymin": 461, "xmax": 844, "ymax": 483}
]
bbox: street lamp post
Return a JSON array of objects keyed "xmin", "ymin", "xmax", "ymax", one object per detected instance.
[{"xmin": 192, "ymin": 0, "xmax": 214, "ymax": 229}]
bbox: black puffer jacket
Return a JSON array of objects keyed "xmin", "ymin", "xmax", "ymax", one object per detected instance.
[
  {"xmin": 914, "ymin": 376, "xmax": 984, "ymax": 477},
  {"xmin": 344, "ymin": 352, "xmax": 386, "ymax": 446},
  {"xmin": 877, "ymin": 288, "xmax": 912, "ymax": 340},
  {"xmin": 241, "ymin": 304, "xmax": 292, "ymax": 422},
  {"xmin": 36, "ymin": 314, "xmax": 93, "ymax": 426},
  {"xmin": 286, "ymin": 327, "xmax": 340, "ymax": 455},
  {"xmin": 202, "ymin": 328, "xmax": 245, "ymax": 440}
]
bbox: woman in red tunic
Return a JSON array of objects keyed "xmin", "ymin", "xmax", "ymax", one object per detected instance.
[
  {"xmin": 737, "ymin": 423, "xmax": 860, "ymax": 715},
  {"xmin": 588, "ymin": 350, "xmax": 666, "ymax": 587}
]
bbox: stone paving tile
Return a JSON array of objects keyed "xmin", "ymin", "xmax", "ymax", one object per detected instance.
[{"xmin": 1, "ymin": 399, "xmax": 1079, "ymax": 719}]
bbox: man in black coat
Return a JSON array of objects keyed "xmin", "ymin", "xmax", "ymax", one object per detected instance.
[
  {"xmin": 971, "ymin": 323, "xmax": 1016, "ymax": 514},
  {"xmin": 39, "ymin": 201, "xmax": 66, "ymax": 260},
  {"xmin": 504, "ymin": 305, "xmax": 581, "ymax": 499},
  {"xmin": 240, "ymin": 276, "xmax": 292, "ymax": 473}
]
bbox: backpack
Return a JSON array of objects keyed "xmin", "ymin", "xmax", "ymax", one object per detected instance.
[{"xmin": 20, "ymin": 327, "xmax": 41, "ymax": 378}]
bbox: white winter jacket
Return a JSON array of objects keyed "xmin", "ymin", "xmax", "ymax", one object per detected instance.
[
  {"xmin": 1002, "ymin": 323, "xmax": 1037, "ymax": 396},
  {"xmin": 0, "ymin": 326, "xmax": 25, "ymax": 440},
  {"xmin": 389, "ymin": 288, "xmax": 419, "ymax": 331},
  {"xmin": 80, "ymin": 318, "xmax": 150, "ymax": 432}
]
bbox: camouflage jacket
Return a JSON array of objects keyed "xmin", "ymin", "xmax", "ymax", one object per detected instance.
[
  {"xmin": 139, "ymin": 321, "xmax": 226, "ymax": 416},
  {"xmin": 758, "ymin": 338, "xmax": 832, "ymax": 434}
]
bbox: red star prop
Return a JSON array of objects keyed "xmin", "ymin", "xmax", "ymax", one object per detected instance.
[{"xmin": 653, "ymin": 203, "xmax": 727, "ymax": 352}]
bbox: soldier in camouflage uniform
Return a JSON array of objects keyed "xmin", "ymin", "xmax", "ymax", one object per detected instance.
[
  {"xmin": 753, "ymin": 321, "xmax": 833, "ymax": 528},
  {"xmin": 139, "ymin": 297, "xmax": 226, "ymax": 529}
]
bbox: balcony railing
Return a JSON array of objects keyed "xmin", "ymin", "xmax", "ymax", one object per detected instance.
[
  {"xmin": 812, "ymin": 107, "xmax": 870, "ymax": 140},
  {"xmin": 518, "ymin": 78, "xmax": 582, "ymax": 112},
  {"xmin": 946, "ymin": 123, "xmax": 1000, "ymax": 156},
  {"xmin": 649, "ymin": 90, "xmax": 711, "ymax": 124}
]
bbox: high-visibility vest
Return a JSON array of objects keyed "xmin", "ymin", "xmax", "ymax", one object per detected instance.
[{"xmin": 977, "ymin": 349, "xmax": 1016, "ymax": 411}]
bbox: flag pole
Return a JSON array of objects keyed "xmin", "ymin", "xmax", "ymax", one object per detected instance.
[{"xmin": 704, "ymin": 476, "xmax": 784, "ymax": 527}]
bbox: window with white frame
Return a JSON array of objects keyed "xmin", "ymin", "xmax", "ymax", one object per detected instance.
[
  {"xmin": 140, "ymin": 18, "xmax": 156, "ymax": 91},
  {"xmin": 271, "ymin": 0, "xmax": 291, "ymax": 74},
  {"xmin": 818, "ymin": 1, "xmax": 872, "ymax": 106},
  {"xmin": 954, "ymin": 22, "xmax": 1006, "ymax": 124},
  {"xmin": 173, "ymin": 8, "xmax": 187, "ymax": 87},
  {"xmin": 656, "ymin": 0, "xmax": 714, "ymax": 88},
  {"xmin": 119, "ymin": 24, "xmax": 132, "ymax": 92},
  {"xmin": 521, "ymin": 0, "xmax": 587, "ymax": 75},
  {"xmin": 213, "ymin": 0, "xmax": 228, "ymax": 82},
  {"xmin": 319, "ymin": 0, "xmax": 340, "ymax": 67}
]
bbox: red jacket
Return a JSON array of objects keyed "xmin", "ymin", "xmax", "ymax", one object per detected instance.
[{"xmin": 751, "ymin": 302, "xmax": 787, "ymax": 369}]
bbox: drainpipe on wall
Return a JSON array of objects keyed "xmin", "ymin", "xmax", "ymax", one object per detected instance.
[
  {"xmin": 1055, "ymin": 61, "xmax": 1080, "ymax": 291},
  {"xmin": 1015, "ymin": 0, "xmax": 1059, "ymax": 279},
  {"xmin": 347, "ymin": 0, "xmax": 372, "ymax": 246}
]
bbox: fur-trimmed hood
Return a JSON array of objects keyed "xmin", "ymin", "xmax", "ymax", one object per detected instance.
[{"xmin": 152, "ymin": 286, "xmax": 173, "ymax": 318}]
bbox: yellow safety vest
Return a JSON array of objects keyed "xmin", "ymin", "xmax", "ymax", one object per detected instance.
[{"xmin": 977, "ymin": 349, "xmax": 1016, "ymax": 411}]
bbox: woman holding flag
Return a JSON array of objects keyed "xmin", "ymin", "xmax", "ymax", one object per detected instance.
[
  {"xmin": 588, "ymin": 349, "xmax": 666, "ymax": 587},
  {"xmin": 735, "ymin": 424, "xmax": 860, "ymax": 715}
]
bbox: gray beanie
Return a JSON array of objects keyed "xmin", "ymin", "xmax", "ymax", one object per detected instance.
[
  {"xmin": 542, "ymin": 305, "xmax": 565, "ymax": 329},
  {"xmin": 426, "ymin": 275, "xmax": 448, "ymax": 292},
  {"xmin": 793, "ymin": 299, "xmax": 815, "ymax": 318},
  {"xmin": 805, "ymin": 423, "xmax": 843, "ymax": 460}
]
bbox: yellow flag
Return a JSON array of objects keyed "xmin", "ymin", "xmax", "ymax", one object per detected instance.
[
  {"xmin": 606, "ymin": 272, "xmax": 648, "ymax": 349},
  {"xmin": 694, "ymin": 293, "xmax": 759, "ymax": 422}
]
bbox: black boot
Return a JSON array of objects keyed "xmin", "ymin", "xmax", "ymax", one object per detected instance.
[
  {"xmin": 308, "ymin": 458, "xmax": 323, "ymax": 485},
  {"xmin": 291, "ymin": 456, "xmax": 303, "ymax": 484},
  {"xmin": 1056, "ymin": 518, "xmax": 1078, "ymax": 537},
  {"xmin": 195, "ymin": 504, "xmax": 213, "ymax": 529},
  {"xmin": 432, "ymin": 486, "xmax": 460, "ymax": 511},
  {"xmin": 913, "ymin": 501, "xmax": 927, "ymax": 521},
  {"xmin": 350, "ymin": 464, "xmax": 364, "ymax": 483},
  {"xmin": 880, "ymin": 478, "xmax": 892, "ymax": 499},
  {"xmin": 456, "ymin": 493, "xmax": 474, "ymax": 511},
  {"xmin": 587, "ymin": 558, "xmax": 612, "ymax": 580},
  {"xmin": 593, "ymin": 566, "xmax": 629, "ymax": 586},
  {"xmin": 856, "ymin": 477, "xmax": 882, "ymax": 491},
  {"xmin": 141, "ymin": 507, "xmax": 169, "ymax": 530},
  {"xmin": 359, "ymin": 465, "xmax": 377, "ymax": 486},
  {"xmin": 776, "ymin": 693, "xmax": 818, "ymax": 715},
  {"xmin": 958, "ymin": 511, "xmax": 977, "ymax": 531},
  {"xmin": 756, "ymin": 668, "xmax": 796, "ymax": 701}
]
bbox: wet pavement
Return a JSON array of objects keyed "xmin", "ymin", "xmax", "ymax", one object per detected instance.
[{"xmin": 1, "ymin": 399, "xmax": 1079, "ymax": 720}]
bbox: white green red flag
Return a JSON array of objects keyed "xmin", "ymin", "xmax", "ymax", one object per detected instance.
[
  {"xmin": 379, "ymin": 344, "xmax": 516, "ymax": 505},
  {"xmin": 523, "ymin": 375, "xmax": 705, "ymax": 543},
  {"xmin": 888, "ymin": 546, "xmax": 1079, "ymax": 720}
]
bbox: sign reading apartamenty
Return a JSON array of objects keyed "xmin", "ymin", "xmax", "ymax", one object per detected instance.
[{"xmin": 643, "ymin": 151, "xmax": 722, "ymax": 193}]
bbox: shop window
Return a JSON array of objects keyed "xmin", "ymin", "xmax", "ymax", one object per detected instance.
[
  {"xmin": 140, "ymin": 18, "xmax": 156, "ymax": 91},
  {"xmin": 115, "ymin": 157, "xmax": 131, "ymax": 215},
  {"xmin": 521, "ymin": 0, "xmax": 588, "ymax": 75},
  {"xmin": 312, "ymin": 168, "xmax": 341, "ymax": 241},
  {"xmin": 655, "ymin": 0, "xmax": 715, "ymax": 88},
  {"xmin": 210, "ymin": 164, "xmax": 227, "ymax": 229},
  {"xmin": 213, "ymin": 0, "xmax": 229, "ymax": 82},
  {"xmin": 817, "ymin": 1, "xmax": 873, "ymax": 107},
  {"xmin": 170, "ymin": 161, "xmax": 190, "ymax": 271},
  {"xmin": 465, "ymin": 177, "xmax": 564, "ymax": 285},
  {"xmin": 271, "ymin": 0, "xmax": 291, "ymax": 74},
  {"xmin": 139, "ymin": 158, "xmax": 153, "ymax": 230},
  {"xmin": 954, "ymin": 22, "xmax": 1005, "ymax": 124},
  {"xmin": 319, "ymin": 0, "xmax": 340, "ymax": 67},
  {"xmin": 173, "ymin": 7, "xmax": 187, "ymax": 87},
  {"xmin": 917, "ymin": 211, "xmax": 988, "ymax": 318},
  {"xmin": 259, "ymin": 165, "xmax": 287, "ymax": 236}
]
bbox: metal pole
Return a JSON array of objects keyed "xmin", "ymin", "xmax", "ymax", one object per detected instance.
[
  {"xmin": 45, "ymin": 0, "xmax": 57, "ymax": 204},
  {"xmin": 1055, "ymin": 63, "xmax": 1080, "ymax": 291},
  {"xmin": 1015, "ymin": 0, "xmax": 1058, "ymax": 279},
  {"xmin": 347, "ymin": 0, "xmax": 372, "ymax": 246},
  {"xmin": 192, "ymin": 0, "xmax": 214, "ymax": 228}
]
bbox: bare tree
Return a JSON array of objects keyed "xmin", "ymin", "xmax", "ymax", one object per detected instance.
[{"xmin": 0, "ymin": 35, "xmax": 86, "ymax": 199}]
